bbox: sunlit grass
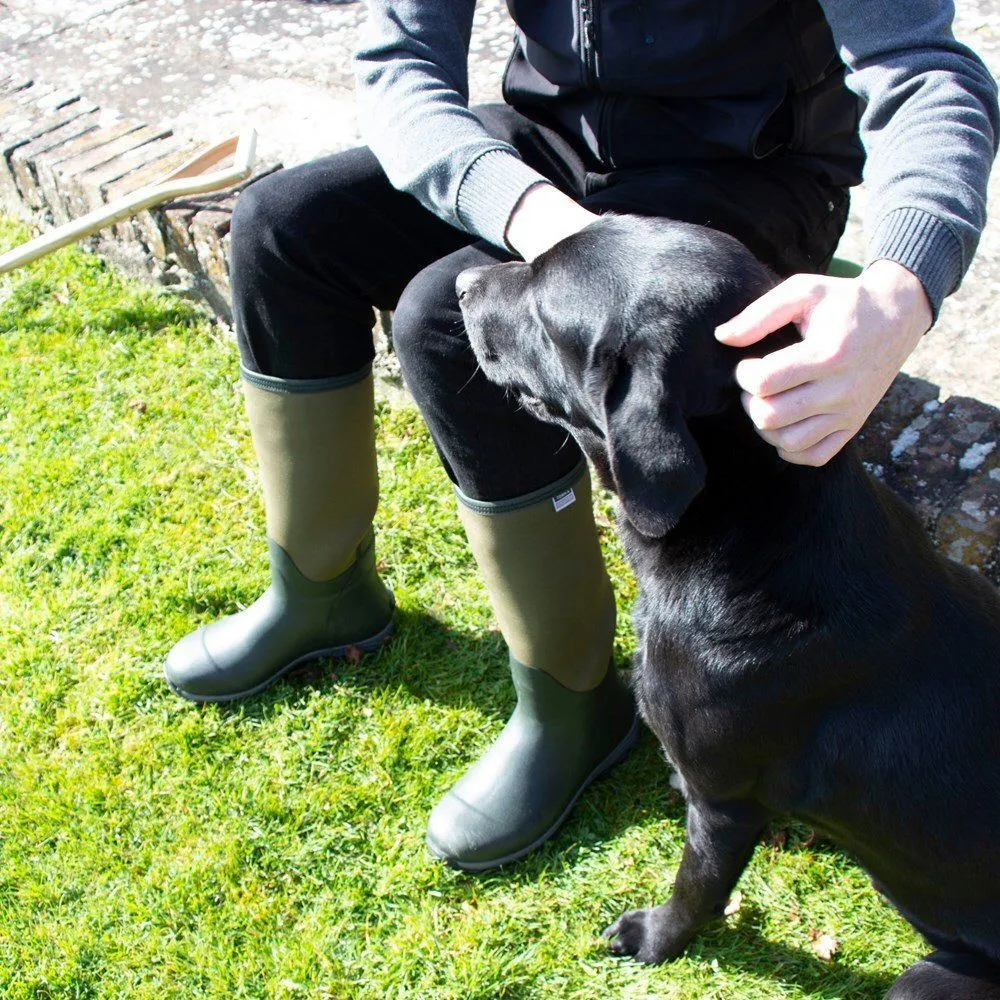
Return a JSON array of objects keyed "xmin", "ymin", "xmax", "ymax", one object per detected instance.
[{"xmin": 0, "ymin": 218, "xmax": 924, "ymax": 998}]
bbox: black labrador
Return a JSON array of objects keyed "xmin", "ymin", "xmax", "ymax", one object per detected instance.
[{"xmin": 456, "ymin": 215, "xmax": 1000, "ymax": 999}]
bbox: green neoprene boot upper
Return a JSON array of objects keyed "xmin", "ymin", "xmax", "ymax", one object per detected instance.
[
  {"xmin": 164, "ymin": 367, "xmax": 395, "ymax": 702},
  {"xmin": 426, "ymin": 463, "xmax": 639, "ymax": 869}
]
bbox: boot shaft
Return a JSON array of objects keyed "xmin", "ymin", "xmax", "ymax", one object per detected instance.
[
  {"xmin": 456, "ymin": 462, "xmax": 616, "ymax": 690},
  {"xmin": 243, "ymin": 366, "xmax": 378, "ymax": 581}
]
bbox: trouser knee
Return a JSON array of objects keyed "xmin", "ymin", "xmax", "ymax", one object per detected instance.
[
  {"xmin": 392, "ymin": 249, "xmax": 478, "ymax": 403},
  {"xmin": 393, "ymin": 244, "xmax": 584, "ymax": 501},
  {"xmin": 229, "ymin": 150, "xmax": 392, "ymax": 380}
]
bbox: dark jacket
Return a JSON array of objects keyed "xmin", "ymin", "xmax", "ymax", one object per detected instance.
[{"xmin": 504, "ymin": 0, "xmax": 863, "ymax": 182}]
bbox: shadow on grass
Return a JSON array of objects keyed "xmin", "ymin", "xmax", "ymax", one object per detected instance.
[
  {"xmin": 193, "ymin": 610, "xmax": 900, "ymax": 998},
  {"xmin": 210, "ymin": 606, "xmax": 525, "ymax": 722},
  {"xmin": 697, "ymin": 909, "xmax": 899, "ymax": 999},
  {"xmin": 200, "ymin": 607, "xmax": 682, "ymax": 847}
]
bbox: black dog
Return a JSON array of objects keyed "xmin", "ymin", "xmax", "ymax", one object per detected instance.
[{"xmin": 456, "ymin": 215, "xmax": 1000, "ymax": 999}]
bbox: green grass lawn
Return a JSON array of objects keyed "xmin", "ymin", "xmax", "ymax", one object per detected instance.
[{"xmin": 0, "ymin": 218, "xmax": 926, "ymax": 998}]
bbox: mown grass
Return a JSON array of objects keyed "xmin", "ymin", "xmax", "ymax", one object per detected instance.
[{"xmin": 0, "ymin": 218, "xmax": 926, "ymax": 998}]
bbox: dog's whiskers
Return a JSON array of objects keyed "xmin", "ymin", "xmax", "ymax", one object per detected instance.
[{"xmin": 457, "ymin": 364, "xmax": 483, "ymax": 394}]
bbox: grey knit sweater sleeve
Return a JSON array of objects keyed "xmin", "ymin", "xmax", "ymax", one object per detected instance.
[
  {"xmin": 819, "ymin": 0, "xmax": 999, "ymax": 314},
  {"xmin": 354, "ymin": 0, "xmax": 550, "ymax": 249}
]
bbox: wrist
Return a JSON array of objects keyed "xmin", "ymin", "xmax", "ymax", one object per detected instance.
[
  {"xmin": 505, "ymin": 184, "xmax": 598, "ymax": 261},
  {"xmin": 861, "ymin": 259, "xmax": 933, "ymax": 337}
]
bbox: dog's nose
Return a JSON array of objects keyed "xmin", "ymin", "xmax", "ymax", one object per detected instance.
[{"xmin": 455, "ymin": 267, "xmax": 485, "ymax": 301}]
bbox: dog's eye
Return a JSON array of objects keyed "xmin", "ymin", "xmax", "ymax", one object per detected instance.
[
  {"xmin": 535, "ymin": 396, "xmax": 571, "ymax": 424},
  {"xmin": 518, "ymin": 395, "xmax": 556, "ymax": 421}
]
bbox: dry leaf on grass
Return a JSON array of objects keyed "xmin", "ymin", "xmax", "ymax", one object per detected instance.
[
  {"xmin": 344, "ymin": 644, "xmax": 363, "ymax": 665},
  {"xmin": 808, "ymin": 929, "xmax": 840, "ymax": 961}
]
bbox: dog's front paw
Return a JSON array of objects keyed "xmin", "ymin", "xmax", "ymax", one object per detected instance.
[{"xmin": 602, "ymin": 905, "xmax": 691, "ymax": 965}]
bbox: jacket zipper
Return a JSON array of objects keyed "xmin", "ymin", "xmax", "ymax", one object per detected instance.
[
  {"xmin": 579, "ymin": 0, "xmax": 610, "ymax": 163},
  {"xmin": 578, "ymin": 0, "xmax": 598, "ymax": 86}
]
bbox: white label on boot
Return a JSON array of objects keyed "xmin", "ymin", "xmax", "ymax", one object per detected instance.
[{"xmin": 552, "ymin": 488, "xmax": 576, "ymax": 512}]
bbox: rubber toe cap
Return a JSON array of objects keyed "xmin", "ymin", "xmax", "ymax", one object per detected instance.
[
  {"xmin": 163, "ymin": 627, "xmax": 222, "ymax": 700},
  {"xmin": 425, "ymin": 790, "xmax": 502, "ymax": 868}
]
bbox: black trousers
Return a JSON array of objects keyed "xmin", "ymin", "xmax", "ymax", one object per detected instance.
[{"xmin": 231, "ymin": 103, "xmax": 849, "ymax": 502}]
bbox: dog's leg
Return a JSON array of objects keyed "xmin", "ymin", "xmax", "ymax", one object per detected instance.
[
  {"xmin": 603, "ymin": 796, "xmax": 767, "ymax": 964},
  {"xmin": 885, "ymin": 951, "xmax": 1000, "ymax": 999}
]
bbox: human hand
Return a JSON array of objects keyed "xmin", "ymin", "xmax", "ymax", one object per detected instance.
[
  {"xmin": 505, "ymin": 183, "xmax": 598, "ymax": 261},
  {"xmin": 714, "ymin": 259, "xmax": 933, "ymax": 466}
]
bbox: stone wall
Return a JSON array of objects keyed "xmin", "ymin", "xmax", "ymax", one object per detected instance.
[
  {"xmin": 1, "ymin": 75, "xmax": 997, "ymax": 583},
  {"xmin": 0, "ymin": 75, "xmax": 405, "ymax": 398},
  {"xmin": 0, "ymin": 76, "xmax": 262, "ymax": 310},
  {"xmin": 856, "ymin": 376, "xmax": 999, "ymax": 581}
]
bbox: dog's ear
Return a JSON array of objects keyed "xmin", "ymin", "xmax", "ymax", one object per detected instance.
[{"xmin": 604, "ymin": 363, "xmax": 707, "ymax": 538}]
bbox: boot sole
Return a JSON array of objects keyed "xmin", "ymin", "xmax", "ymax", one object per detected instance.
[
  {"xmin": 164, "ymin": 610, "xmax": 396, "ymax": 704},
  {"xmin": 425, "ymin": 711, "xmax": 642, "ymax": 872}
]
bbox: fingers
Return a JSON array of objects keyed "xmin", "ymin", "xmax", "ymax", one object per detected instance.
[
  {"xmin": 778, "ymin": 428, "xmax": 853, "ymax": 467},
  {"xmin": 741, "ymin": 380, "xmax": 824, "ymax": 431},
  {"xmin": 751, "ymin": 409, "xmax": 852, "ymax": 466},
  {"xmin": 734, "ymin": 341, "xmax": 825, "ymax": 397},
  {"xmin": 739, "ymin": 380, "xmax": 855, "ymax": 467},
  {"xmin": 753, "ymin": 410, "xmax": 837, "ymax": 452},
  {"xmin": 733, "ymin": 329, "xmax": 854, "ymax": 470},
  {"xmin": 715, "ymin": 274, "xmax": 824, "ymax": 348}
]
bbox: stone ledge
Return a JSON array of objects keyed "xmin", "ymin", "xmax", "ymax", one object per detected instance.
[
  {"xmin": 856, "ymin": 376, "xmax": 1000, "ymax": 583},
  {"xmin": 0, "ymin": 76, "xmax": 996, "ymax": 583}
]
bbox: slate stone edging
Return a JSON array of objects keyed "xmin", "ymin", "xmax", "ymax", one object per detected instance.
[
  {"xmin": 0, "ymin": 75, "xmax": 260, "ymax": 307},
  {"xmin": 0, "ymin": 75, "xmax": 406, "ymax": 400},
  {"xmin": 1, "ymin": 75, "xmax": 997, "ymax": 582},
  {"xmin": 856, "ymin": 377, "xmax": 1000, "ymax": 583}
]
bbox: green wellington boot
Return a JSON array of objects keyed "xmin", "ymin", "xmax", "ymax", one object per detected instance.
[
  {"xmin": 164, "ymin": 367, "xmax": 395, "ymax": 703},
  {"xmin": 426, "ymin": 463, "xmax": 640, "ymax": 870}
]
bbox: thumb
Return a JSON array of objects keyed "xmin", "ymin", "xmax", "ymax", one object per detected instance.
[{"xmin": 715, "ymin": 274, "xmax": 816, "ymax": 347}]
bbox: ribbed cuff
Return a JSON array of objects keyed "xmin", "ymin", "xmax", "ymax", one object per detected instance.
[
  {"xmin": 868, "ymin": 208, "xmax": 963, "ymax": 320},
  {"xmin": 455, "ymin": 149, "xmax": 553, "ymax": 250}
]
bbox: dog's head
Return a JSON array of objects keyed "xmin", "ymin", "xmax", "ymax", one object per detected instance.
[{"xmin": 458, "ymin": 215, "xmax": 782, "ymax": 539}]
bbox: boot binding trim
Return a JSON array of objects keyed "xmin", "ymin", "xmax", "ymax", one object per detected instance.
[
  {"xmin": 454, "ymin": 458, "xmax": 588, "ymax": 516},
  {"xmin": 240, "ymin": 364, "xmax": 372, "ymax": 394}
]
